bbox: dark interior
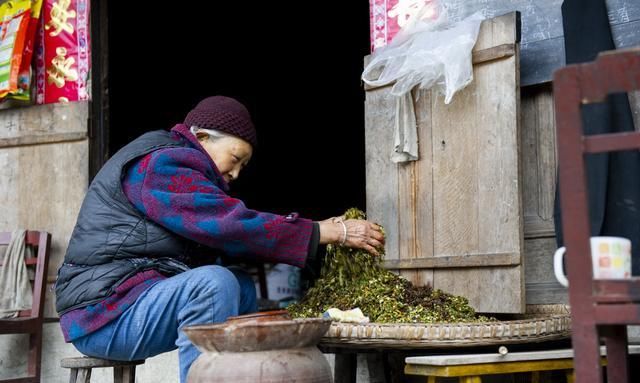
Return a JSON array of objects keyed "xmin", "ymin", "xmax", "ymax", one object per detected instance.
[{"xmin": 107, "ymin": 2, "xmax": 371, "ymax": 221}]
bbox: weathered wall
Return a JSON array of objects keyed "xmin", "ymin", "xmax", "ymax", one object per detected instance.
[
  {"xmin": 0, "ymin": 102, "xmax": 184, "ymax": 382},
  {"xmin": 443, "ymin": 0, "xmax": 640, "ymax": 86},
  {"xmin": 0, "ymin": 102, "xmax": 88, "ymax": 378},
  {"xmin": 1, "ymin": 325, "xmax": 180, "ymax": 382},
  {"xmin": 0, "ymin": 103, "xmax": 89, "ymax": 316}
]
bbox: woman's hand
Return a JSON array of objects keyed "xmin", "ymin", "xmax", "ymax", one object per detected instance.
[{"xmin": 318, "ymin": 217, "xmax": 385, "ymax": 256}]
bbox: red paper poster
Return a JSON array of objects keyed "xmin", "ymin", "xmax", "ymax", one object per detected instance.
[
  {"xmin": 35, "ymin": 0, "xmax": 90, "ymax": 104},
  {"xmin": 369, "ymin": 0, "xmax": 440, "ymax": 52}
]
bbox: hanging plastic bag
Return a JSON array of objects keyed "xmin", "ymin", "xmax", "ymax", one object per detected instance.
[
  {"xmin": 362, "ymin": 2, "xmax": 483, "ymax": 103},
  {"xmin": 0, "ymin": 1, "xmax": 32, "ymax": 99},
  {"xmin": 363, "ymin": 1, "xmax": 483, "ymax": 163},
  {"xmin": 7, "ymin": 0, "xmax": 44, "ymax": 102}
]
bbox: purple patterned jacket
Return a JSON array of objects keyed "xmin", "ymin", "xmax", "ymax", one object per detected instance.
[{"xmin": 60, "ymin": 125, "xmax": 314, "ymax": 341}]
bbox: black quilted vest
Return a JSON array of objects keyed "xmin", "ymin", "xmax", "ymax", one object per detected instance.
[{"xmin": 55, "ymin": 129, "xmax": 215, "ymax": 314}]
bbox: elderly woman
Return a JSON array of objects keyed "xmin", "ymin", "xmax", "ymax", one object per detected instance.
[{"xmin": 54, "ymin": 96, "xmax": 384, "ymax": 382}]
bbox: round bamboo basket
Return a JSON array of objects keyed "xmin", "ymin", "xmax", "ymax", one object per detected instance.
[{"xmin": 320, "ymin": 305, "xmax": 571, "ymax": 349}]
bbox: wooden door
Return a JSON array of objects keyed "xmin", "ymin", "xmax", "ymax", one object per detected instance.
[{"xmin": 365, "ymin": 12, "xmax": 524, "ymax": 313}]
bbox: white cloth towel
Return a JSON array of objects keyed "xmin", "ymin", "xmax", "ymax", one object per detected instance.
[
  {"xmin": 392, "ymin": 92, "xmax": 419, "ymax": 163},
  {"xmin": 0, "ymin": 229, "xmax": 33, "ymax": 318}
]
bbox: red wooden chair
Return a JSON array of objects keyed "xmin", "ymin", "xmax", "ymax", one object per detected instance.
[
  {"xmin": 553, "ymin": 47, "xmax": 640, "ymax": 383},
  {"xmin": 0, "ymin": 231, "xmax": 52, "ymax": 383}
]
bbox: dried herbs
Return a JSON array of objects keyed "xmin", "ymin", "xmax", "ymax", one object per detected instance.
[{"xmin": 288, "ymin": 208, "xmax": 489, "ymax": 323}]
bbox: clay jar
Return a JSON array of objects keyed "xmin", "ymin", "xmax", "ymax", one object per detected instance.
[{"xmin": 183, "ymin": 310, "xmax": 333, "ymax": 382}]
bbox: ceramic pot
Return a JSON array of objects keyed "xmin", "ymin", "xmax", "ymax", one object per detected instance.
[{"xmin": 183, "ymin": 311, "xmax": 333, "ymax": 382}]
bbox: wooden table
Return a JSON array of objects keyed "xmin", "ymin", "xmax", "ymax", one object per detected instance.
[
  {"xmin": 319, "ymin": 311, "xmax": 572, "ymax": 382},
  {"xmin": 320, "ymin": 338, "xmax": 574, "ymax": 382},
  {"xmin": 404, "ymin": 345, "xmax": 640, "ymax": 382}
]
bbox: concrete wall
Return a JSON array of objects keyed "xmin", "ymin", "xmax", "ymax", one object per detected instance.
[
  {"xmin": 0, "ymin": 102, "xmax": 188, "ymax": 382},
  {"xmin": 1, "ymin": 324, "xmax": 180, "ymax": 382}
]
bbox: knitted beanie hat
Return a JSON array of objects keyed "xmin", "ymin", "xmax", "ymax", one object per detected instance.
[{"xmin": 184, "ymin": 96, "xmax": 257, "ymax": 147}]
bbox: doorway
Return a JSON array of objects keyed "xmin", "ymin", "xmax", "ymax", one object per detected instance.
[{"xmin": 95, "ymin": 1, "xmax": 371, "ymax": 220}]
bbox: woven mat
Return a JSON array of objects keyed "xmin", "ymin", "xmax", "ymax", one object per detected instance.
[{"xmin": 320, "ymin": 305, "xmax": 571, "ymax": 349}]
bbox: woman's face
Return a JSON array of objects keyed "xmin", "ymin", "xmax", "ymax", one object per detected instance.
[{"xmin": 198, "ymin": 135, "xmax": 253, "ymax": 183}]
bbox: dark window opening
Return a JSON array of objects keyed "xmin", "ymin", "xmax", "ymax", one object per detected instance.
[{"xmin": 105, "ymin": 2, "xmax": 370, "ymax": 220}]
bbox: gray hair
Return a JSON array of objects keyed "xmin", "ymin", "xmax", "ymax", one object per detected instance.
[{"xmin": 189, "ymin": 126, "xmax": 231, "ymax": 143}]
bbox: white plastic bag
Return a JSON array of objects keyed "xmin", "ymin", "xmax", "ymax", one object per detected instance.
[
  {"xmin": 362, "ymin": 4, "xmax": 484, "ymax": 103},
  {"xmin": 363, "ymin": 2, "xmax": 483, "ymax": 163}
]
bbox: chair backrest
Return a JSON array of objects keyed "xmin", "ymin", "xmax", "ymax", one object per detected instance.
[
  {"xmin": 0, "ymin": 231, "xmax": 52, "ymax": 319},
  {"xmin": 553, "ymin": 47, "xmax": 640, "ymax": 383},
  {"xmin": 553, "ymin": 48, "xmax": 640, "ymax": 302}
]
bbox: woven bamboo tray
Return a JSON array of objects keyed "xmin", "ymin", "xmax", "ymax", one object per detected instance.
[{"xmin": 320, "ymin": 305, "xmax": 571, "ymax": 349}]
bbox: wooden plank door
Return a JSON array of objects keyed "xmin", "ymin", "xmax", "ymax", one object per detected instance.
[{"xmin": 365, "ymin": 12, "xmax": 524, "ymax": 313}]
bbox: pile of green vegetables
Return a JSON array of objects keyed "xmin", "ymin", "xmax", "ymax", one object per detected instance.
[{"xmin": 287, "ymin": 208, "xmax": 489, "ymax": 323}]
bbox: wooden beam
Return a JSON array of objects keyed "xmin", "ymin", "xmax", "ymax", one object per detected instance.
[
  {"xmin": 0, "ymin": 132, "xmax": 86, "ymax": 148},
  {"xmin": 384, "ymin": 252, "xmax": 520, "ymax": 269},
  {"xmin": 583, "ymin": 132, "xmax": 640, "ymax": 154},
  {"xmin": 472, "ymin": 44, "xmax": 516, "ymax": 65}
]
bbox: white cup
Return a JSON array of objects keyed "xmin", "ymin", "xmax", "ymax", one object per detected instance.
[{"xmin": 553, "ymin": 236, "xmax": 632, "ymax": 287}]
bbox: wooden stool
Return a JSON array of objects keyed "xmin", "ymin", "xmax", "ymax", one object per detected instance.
[
  {"xmin": 404, "ymin": 345, "xmax": 640, "ymax": 382},
  {"xmin": 60, "ymin": 356, "xmax": 145, "ymax": 383}
]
